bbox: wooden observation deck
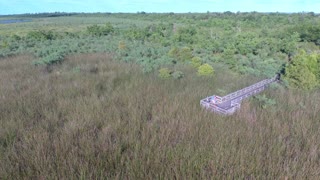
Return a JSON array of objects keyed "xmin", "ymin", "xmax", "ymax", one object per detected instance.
[{"xmin": 200, "ymin": 76, "xmax": 279, "ymax": 115}]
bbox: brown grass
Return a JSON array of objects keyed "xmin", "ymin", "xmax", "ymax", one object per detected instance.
[{"xmin": 0, "ymin": 54, "xmax": 319, "ymax": 179}]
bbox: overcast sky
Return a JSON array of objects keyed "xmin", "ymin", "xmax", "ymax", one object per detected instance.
[{"xmin": 0, "ymin": 0, "xmax": 319, "ymax": 15}]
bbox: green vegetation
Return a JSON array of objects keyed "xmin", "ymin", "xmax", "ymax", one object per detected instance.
[
  {"xmin": 172, "ymin": 70, "xmax": 184, "ymax": 79},
  {"xmin": 86, "ymin": 23, "xmax": 114, "ymax": 36},
  {"xmin": 254, "ymin": 94, "xmax": 277, "ymax": 109},
  {"xmin": 0, "ymin": 12, "xmax": 320, "ymax": 178},
  {"xmin": 197, "ymin": 63, "xmax": 215, "ymax": 76},
  {"xmin": 284, "ymin": 50, "xmax": 320, "ymax": 90},
  {"xmin": 168, "ymin": 46, "xmax": 193, "ymax": 62},
  {"xmin": 1, "ymin": 54, "xmax": 319, "ymax": 179},
  {"xmin": 191, "ymin": 56, "xmax": 202, "ymax": 68},
  {"xmin": 158, "ymin": 67, "xmax": 172, "ymax": 79},
  {"xmin": 1, "ymin": 12, "xmax": 320, "ymax": 84}
]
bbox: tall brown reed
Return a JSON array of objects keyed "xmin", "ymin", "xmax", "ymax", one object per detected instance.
[{"xmin": 0, "ymin": 54, "xmax": 319, "ymax": 179}]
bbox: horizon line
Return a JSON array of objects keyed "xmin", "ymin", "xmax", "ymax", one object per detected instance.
[{"xmin": 1, "ymin": 11, "xmax": 319, "ymax": 16}]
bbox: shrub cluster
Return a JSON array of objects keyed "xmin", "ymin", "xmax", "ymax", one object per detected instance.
[
  {"xmin": 86, "ymin": 23, "xmax": 114, "ymax": 36},
  {"xmin": 284, "ymin": 50, "xmax": 320, "ymax": 90},
  {"xmin": 158, "ymin": 68, "xmax": 171, "ymax": 79},
  {"xmin": 197, "ymin": 63, "xmax": 214, "ymax": 77},
  {"xmin": 158, "ymin": 68, "xmax": 184, "ymax": 79}
]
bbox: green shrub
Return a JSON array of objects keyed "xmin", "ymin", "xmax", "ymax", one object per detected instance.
[
  {"xmin": 255, "ymin": 94, "xmax": 276, "ymax": 109},
  {"xmin": 168, "ymin": 47, "xmax": 193, "ymax": 62},
  {"xmin": 174, "ymin": 26, "xmax": 197, "ymax": 44},
  {"xmin": 124, "ymin": 25, "xmax": 149, "ymax": 40},
  {"xmin": 223, "ymin": 48, "xmax": 236, "ymax": 69},
  {"xmin": 26, "ymin": 30, "xmax": 57, "ymax": 41},
  {"xmin": 284, "ymin": 50, "xmax": 320, "ymax": 90},
  {"xmin": 168, "ymin": 47, "xmax": 179, "ymax": 57},
  {"xmin": 191, "ymin": 56, "xmax": 202, "ymax": 68},
  {"xmin": 33, "ymin": 51, "xmax": 65, "ymax": 65},
  {"xmin": 1, "ymin": 41, "xmax": 8, "ymax": 49},
  {"xmin": 87, "ymin": 23, "xmax": 114, "ymax": 36},
  {"xmin": 180, "ymin": 47, "xmax": 193, "ymax": 62},
  {"xmin": 197, "ymin": 63, "xmax": 214, "ymax": 76},
  {"xmin": 172, "ymin": 71, "xmax": 184, "ymax": 79},
  {"xmin": 158, "ymin": 68, "xmax": 171, "ymax": 79}
]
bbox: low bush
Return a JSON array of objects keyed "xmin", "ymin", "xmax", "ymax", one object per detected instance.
[
  {"xmin": 158, "ymin": 68, "xmax": 171, "ymax": 79},
  {"xmin": 87, "ymin": 23, "xmax": 114, "ymax": 36},
  {"xmin": 191, "ymin": 56, "xmax": 202, "ymax": 68},
  {"xmin": 255, "ymin": 94, "xmax": 277, "ymax": 109},
  {"xmin": 168, "ymin": 46, "xmax": 193, "ymax": 62},
  {"xmin": 197, "ymin": 63, "xmax": 214, "ymax": 76},
  {"xmin": 172, "ymin": 71, "xmax": 184, "ymax": 79}
]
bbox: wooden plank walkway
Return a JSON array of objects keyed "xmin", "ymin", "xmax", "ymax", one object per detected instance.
[{"xmin": 200, "ymin": 75, "xmax": 279, "ymax": 115}]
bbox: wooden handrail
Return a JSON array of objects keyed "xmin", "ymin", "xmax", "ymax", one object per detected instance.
[
  {"xmin": 200, "ymin": 76, "xmax": 278, "ymax": 115},
  {"xmin": 219, "ymin": 76, "xmax": 277, "ymax": 103}
]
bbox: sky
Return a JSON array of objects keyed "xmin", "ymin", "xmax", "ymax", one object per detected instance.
[{"xmin": 0, "ymin": 0, "xmax": 319, "ymax": 15}]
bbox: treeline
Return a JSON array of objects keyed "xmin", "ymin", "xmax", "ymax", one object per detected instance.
[
  {"xmin": 0, "ymin": 12, "xmax": 79, "ymax": 18},
  {"xmin": 0, "ymin": 12, "xmax": 319, "ymax": 89}
]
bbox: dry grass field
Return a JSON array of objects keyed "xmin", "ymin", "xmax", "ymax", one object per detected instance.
[{"xmin": 0, "ymin": 54, "xmax": 319, "ymax": 179}]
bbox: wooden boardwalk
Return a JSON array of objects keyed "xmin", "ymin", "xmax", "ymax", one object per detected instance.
[{"xmin": 200, "ymin": 76, "xmax": 279, "ymax": 115}]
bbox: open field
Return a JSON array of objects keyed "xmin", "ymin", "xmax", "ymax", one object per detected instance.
[
  {"xmin": 0, "ymin": 12, "xmax": 320, "ymax": 178},
  {"xmin": 0, "ymin": 53, "xmax": 319, "ymax": 179}
]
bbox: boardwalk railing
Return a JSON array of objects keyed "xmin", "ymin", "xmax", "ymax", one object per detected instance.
[
  {"xmin": 200, "ymin": 76, "xmax": 278, "ymax": 115},
  {"xmin": 200, "ymin": 101, "xmax": 239, "ymax": 115},
  {"xmin": 216, "ymin": 76, "xmax": 277, "ymax": 103}
]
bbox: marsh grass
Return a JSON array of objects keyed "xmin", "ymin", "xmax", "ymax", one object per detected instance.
[{"xmin": 0, "ymin": 54, "xmax": 319, "ymax": 179}]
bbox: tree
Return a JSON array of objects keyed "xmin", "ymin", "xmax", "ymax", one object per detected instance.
[
  {"xmin": 280, "ymin": 32, "xmax": 300, "ymax": 58},
  {"xmin": 284, "ymin": 50, "xmax": 320, "ymax": 90},
  {"xmin": 291, "ymin": 24, "xmax": 320, "ymax": 45}
]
